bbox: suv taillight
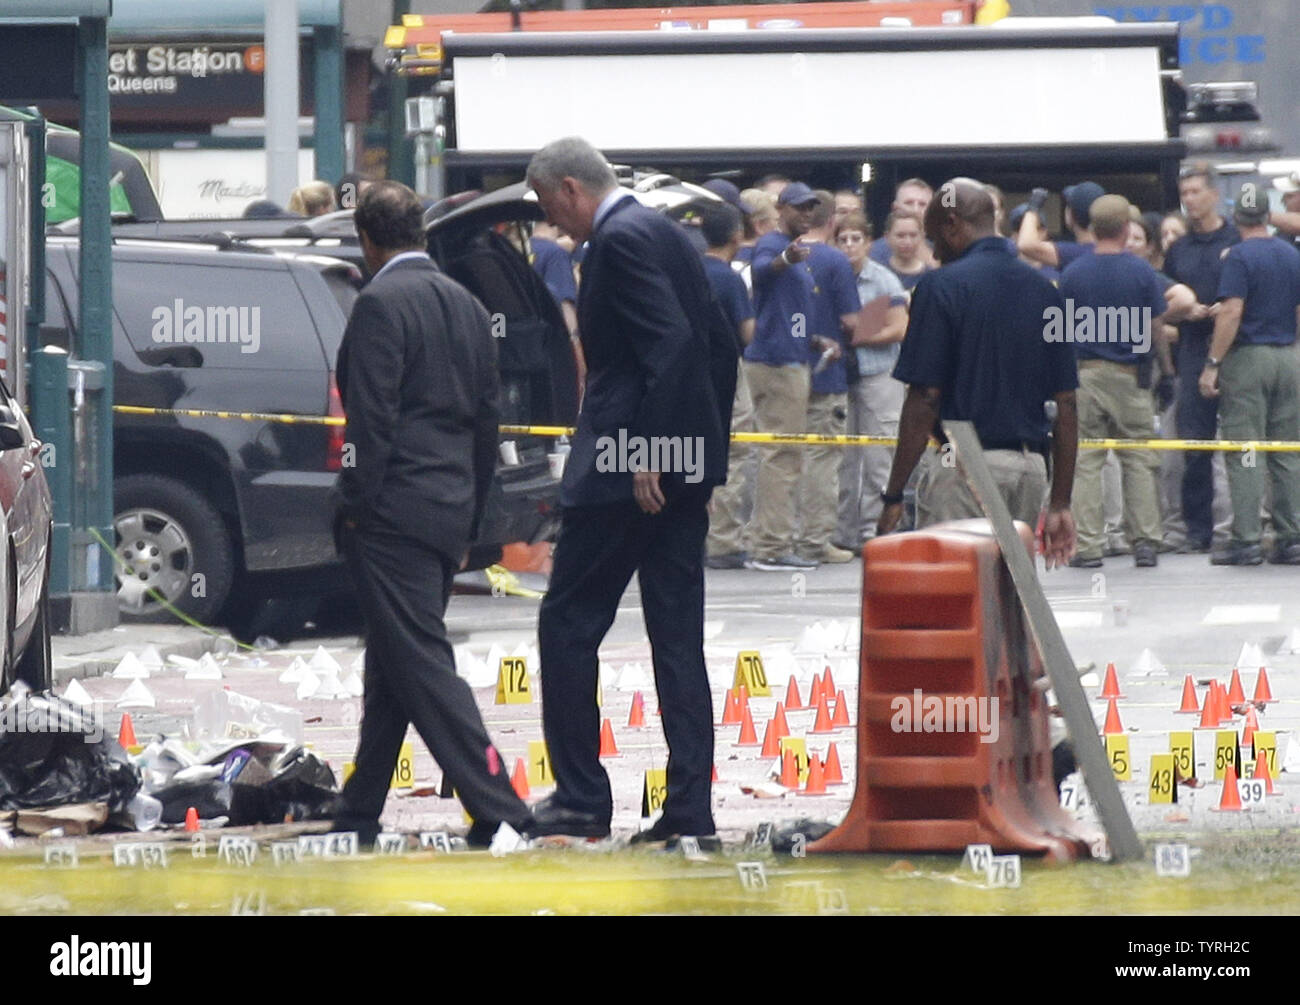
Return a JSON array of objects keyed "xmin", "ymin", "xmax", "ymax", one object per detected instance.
[{"xmin": 326, "ymin": 372, "xmax": 346, "ymax": 472}]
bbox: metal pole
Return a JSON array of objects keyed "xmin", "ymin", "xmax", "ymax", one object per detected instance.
[
  {"xmin": 312, "ymin": 20, "xmax": 344, "ymax": 186},
  {"xmin": 77, "ymin": 15, "xmax": 116, "ymax": 630},
  {"xmin": 387, "ymin": 0, "xmax": 414, "ymax": 186},
  {"xmin": 265, "ymin": 0, "xmax": 301, "ymax": 206}
]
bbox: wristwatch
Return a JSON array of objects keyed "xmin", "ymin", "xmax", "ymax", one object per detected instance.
[
  {"xmin": 880, "ymin": 490, "xmax": 904, "ymax": 505},
  {"xmin": 1205, "ymin": 356, "xmax": 1221, "ymax": 368}
]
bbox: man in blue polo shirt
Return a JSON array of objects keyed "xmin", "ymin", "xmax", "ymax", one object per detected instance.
[
  {"xmin": 743, "ymin": 182, "xmax": 842, "ymax": 571},
  {"xmin": 1200, "ymin": 182, "xmax": 1300, "ymax": 566},
  {"xmin": 1059, "ymin": 194, "xmax": 1168, "ymax": 569},
  {"xmin": 794, "ymin": 190, "xmax": 860, "ymax": 565},
  {"xmin": 1017, "ymin": 181, "xmax": 1103, "ymax": 272},
  {"xmin": 878, "ymin": 178, "xmax": 1079, "ymax": 569}
]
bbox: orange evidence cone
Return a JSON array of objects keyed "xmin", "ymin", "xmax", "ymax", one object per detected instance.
[
  {"xmin": 1214, "ymin": 681, "xmax": 1235, "ymax": 721},
  {"xmin": 711, "ymin": 763, "xmax": 718, "ymax": 783},
  {"xmin": 737, "ymin": 684, "xmax": 750, "ymax": 708},
  {"xmin": 1101, "ymin": 697, "xmax": 1124, "ymax": 735},
  {"xmin": 831, "ymin": 689, "xmax": 851, "ymax": 729},
  {"xmin": 1242, "ymin": 705, "xmax": 1260, "ymax": 749},
  {"xmin": 184, "ymin": 807, "xmax": 200, "ymax": 833},
  {"xmin": 808, "ymin": 675, "xmax": 824, "ymax": 709},
  {"xmin": 628, "ymin": 691, "xmax": 646, "ymax": 728},
  {"xmin": 784, "ymin": 675, "xmax": 805, "ymax": 710},
  {"xmin": 1176, "ymin": 674, "xmax": 1201, "ymax": 714},
  {"xmin": 720, "ymin": 688, "xmax": 741, "ymax": 725},
  {"xmin": 772, "ymin": 701, "xmax": 791, "ymax": 739},
  {"xmin": 1099, "ymin": 662, "xmax": 1125, "ymax": 699},
  {"xmin": 1227, "ymin": 667, "xmax": 1246, "ymax": 705},
  {"xmin": 598, "ymin": 718, "xmax": 620, "ymax": 757},
  {"xmin": 823, "ymin": 743, "xmax": 844, "ymax": 784},
  {"xmin": 1252, "ymin": 667, "xmax": 1275, "ymax": 704},
  {"xmin": 779, "ymin": 749, "xmax": 799, "ymax": 788},
  {"xmin": 810, "ymin": 693, "xmax": 835, "ymax": 734},
  {"xmin": 1217, "ymin": 764, "xmax": 1242, "ymax": 812},
  {"xmin": 1252, "ymin": 750, "xmax": 1276, "ymax": 796},
  {"xmin": 117, "ymin": 713, "xmax": 138, "ymax": 750},
  {"xmin": 760, "ymin": 718, "xmax": 781, "ymax": 757},
  {"xmin": 735, "ymin": 705, "xmax": 760, "ymax": 747},
  {"xmin": 511, "ymin": 757, "xmax": 531, "ymax": 799},
  {"xmin": 799, "ymin": 753, "xmax": 827, "ymax": 795},
  {"xmin": 822, "ymin": 666, "xmax": 836, "ymax": 698},
  {"xmin": 1197, "ymin": 685, "xmax": 1221, "ymax": 728}
]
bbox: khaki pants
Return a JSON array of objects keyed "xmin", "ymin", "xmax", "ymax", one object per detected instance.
[
  {"xmin": 1219, "ymin": 343, "xmax": 1300, "ymax": 547},
  {"xmin": 916, "ymin": 445, "xmax": 1047, "ymax": 529},
  {"xmin": 743, "ymin": 360, "xmax": 810, "ymax": 560},
  {"xmin": 1074, "ymin": 360, "xmax": 1162, "ymax": 558},
  {"xmin": 838, "ymin": 370, "xmax": 905, "ymax": 545},
  {"xmin": 795, "ymin": 391, "xmax": 848, "ymax": 555},
  {"xmin": 706, "ymin": 363, "xmax": 756, "ymax": 557}
]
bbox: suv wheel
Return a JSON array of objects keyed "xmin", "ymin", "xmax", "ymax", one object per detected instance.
[{"xmin": 113, "ymin": 474, "xmax": 235, "ymax": 624}]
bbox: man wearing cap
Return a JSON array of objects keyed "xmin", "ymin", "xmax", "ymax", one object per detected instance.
[
  {"xmin": 1058, "ymin": 194, "xmax": 1169, "ymax": 569},
  {"xmin": 1163, "ymin": 163, "xmax": 1240, "ymax": 553},
  {"xmin": 743, "ymin": 182, "xmax": 843, "ymax": 571},
  {"xmin": 877, "ymin": 178, "xmax": 1079, "ymax": 570},
  {"xmin": 1017, "ymin": 180, "xmax": 1104, "ymax": 271},
  {"xmin": 1198, "ymin": 182, "xmax": 1300, "ymax": 566}
]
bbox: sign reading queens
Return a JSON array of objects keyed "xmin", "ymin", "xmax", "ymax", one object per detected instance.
[{"xmin": 107, "ymin": 44, "xmax": 267, "ymax": 97}]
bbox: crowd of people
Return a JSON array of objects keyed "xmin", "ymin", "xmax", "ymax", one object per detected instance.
[{"xmin": 529, "ymin": 162, "xmax": 1300, "ymax": 569}]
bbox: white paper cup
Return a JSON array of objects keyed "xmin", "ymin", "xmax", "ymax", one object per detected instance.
[
  {"xmin": 499, "ymin": 441, "xmax": 519, "ymax": 465},
  {"xmin": 547, "ymin": 452, "xmax": 566, "ymax": 479}
]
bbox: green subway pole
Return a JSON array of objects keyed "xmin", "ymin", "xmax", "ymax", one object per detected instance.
[
  {"xmin": 313, "ymin": 18, "xmax": 345, "ymax": 185},
  {"xmin": 387, "ymin": 0, "xmax": 414, "ymax": 186}
]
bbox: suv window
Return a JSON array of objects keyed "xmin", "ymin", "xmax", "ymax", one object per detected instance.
[{"xmin": 113, "ymin": 259, "xmax": 326, "ymax": 371}]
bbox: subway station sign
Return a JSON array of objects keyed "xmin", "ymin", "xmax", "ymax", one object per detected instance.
[{"xmin": 108, "ymin": 43, "xmax": 268, "ymax": 97}]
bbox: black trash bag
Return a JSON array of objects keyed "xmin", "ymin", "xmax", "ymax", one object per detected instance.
[
  {"xmin": 261, "ymin": 747, "xmax": 339, "ymax": 823},
  {"xmin": 155, "ymin": 780, "xmax": 264, "ymax": 825},
  {"xmin": 0, "ymin": 692, "xmax": 140, "ymax": 813},
  {"xmin": 770, "ymin": 818, "xmax": 836, "ymax": 853}
]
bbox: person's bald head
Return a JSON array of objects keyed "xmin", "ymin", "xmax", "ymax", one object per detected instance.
[{"xmin": 925, "ymin": 177, "xmax": 998, "ymax": 263}]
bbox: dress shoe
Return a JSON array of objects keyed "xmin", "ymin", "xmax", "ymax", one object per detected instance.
[
  {"xmin": 1133, "ymin": 542, "xmax": 1158, "ymax": 568},
  {"xmin": 1268, "ymin": 541, "xmax": 1300, "ymax": 565},
  {"xmin": 628, "ymin": 817, "xmax": 721, "ymax": 852},
  {"xmin": 530, "ymin": 794, "xmax": 610, "ymax": 838},
  {"xmin": 1210, "ymin": 542, "xmax": 1264, "ymax": 566},
  {"xmin": 705, "ymin": 552, "xmax": 748, "ymax": 570},
  {"xmin": 1068, "ymin": 554, "xmax": 1103, "ymax": 569},
  {"xmin": 1176, "ymin": 538, "xmax": 1212, "ymax": 554}
]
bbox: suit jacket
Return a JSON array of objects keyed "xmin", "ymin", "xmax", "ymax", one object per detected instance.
[
  {"xmin": 334, "ymin": 255, "xmax": 499, "ymax": 561},
  {"xmin": 564, "ymin": 195, "xmax": 739, "ymax": 507}
]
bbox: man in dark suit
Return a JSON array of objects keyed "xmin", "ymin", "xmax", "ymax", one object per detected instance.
[
  {"xmin": 525, "ymin": 137, "xmax": 738, "ymax": 847},
  {"xmin": 331, "ymin": 180, "xmax": 534, "ymax": 846}
]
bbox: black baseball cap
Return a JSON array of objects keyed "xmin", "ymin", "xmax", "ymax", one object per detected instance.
[
  {"xmin": 1063, "ymin": 181, "xmax": 1105, "ymax": 228},
  {"xmin": 701, "ymin": 178, "xmax": 754, "ymax": 215},
  {"xmin": 777, "ymin": 182, "xmax": 818, "ymax": 207}
]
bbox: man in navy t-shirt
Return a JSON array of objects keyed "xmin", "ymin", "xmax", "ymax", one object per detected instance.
[
  {"xmin": 700, "ymin": 205, "xmax": 758, "ymax": 569},
  {"xmin": 880, "ymin": 178, "xmax": 1079, "ymax": 568},
  {"xmin": 1200, "ymin": 183, "xmax": 1300, "ymax": 565},
  {"xmin": 743, "ymin": 182, "xmax": 841, "ymax": 571},
  {"xmin": 1018, "ymin": 181, "xmax": 1102, "ymax": 272},
  {"xmin": 1058, "ymin": 195, "xmax": 1168, "ymax": 569},
  {"xmin": 794, "ymin": 191, "xmax": 860, "ymax": 565}
]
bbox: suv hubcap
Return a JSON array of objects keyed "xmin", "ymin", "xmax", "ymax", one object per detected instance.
[{"xmin": 114, "ymin": 508, "xmax": 194, "ymax": 615}]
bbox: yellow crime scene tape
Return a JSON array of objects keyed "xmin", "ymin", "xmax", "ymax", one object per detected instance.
[{"xmin": 113, "ymin": 405, "xmax": 1300, "ymax": 453}]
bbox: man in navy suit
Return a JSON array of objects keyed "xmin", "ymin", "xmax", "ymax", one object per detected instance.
[{"xmin": 525, "ymin": 137, "xmax": 738, "ymax": 847}]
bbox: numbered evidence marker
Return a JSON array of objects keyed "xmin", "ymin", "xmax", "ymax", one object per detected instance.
[
  {"xmin": 218, "ymin": 835, "xmax": 258, "ymax": 866},
  {"xmin": 495, "ymin": 656, "xmax": 532, "ymax": 704},
  {"xmin": 641, "ymin": 768, "xmax": 668, "ymax": 818},
  {"xmin": 1148, "ymin": 753, "xmax": 1176, "ymax": 805},
  {"xmin": 342, "ymin": 740, "xmax": 415, "ymax": 791},
  {"xmin": 1238, "ymin": 775, "xmax": 1267, "ymax": 808},
  {"xmin": 779, "ymin": 736, "xmax": 810, "ymax": 783},
  {"xmin": 1058, "ymin": 773, "xmax": 1088, "ymax": 811},
  {"xmin": 962, "ymin": 843, "xmax": 993, "ymax": 876},
  {"xmin": 113, "ymin": 843, "xmax": 168, "ymax": 869},
  {"xmin": 526, "ymin": 739, "xmax": 553, "ymax": 787},
  {"xmin": 1213, "ymin": 729, "xmax": 1241, "ymax": 781},
  {"xmin": 43, "ymin": 843, "xmax": 78, "ymax": 868},
  {"xmin": 1169, "ymin": 730, "xmax": 1195, "ymax": 782},
  {"xmin": 1251, "ymin": 731, "xmax": 1277, "ymax": 778},
  {"xmin": 1153, "ymin": 842, "xmax": 1191, "ymax": 878},
  {"xmin": 1106, "ymin": 733, "xmax": 1131, "ymax": 781},
  {"xmin": 986, "ymin": 854, "xmax": 1022, "ymax": 889},
  {"xmin": 733, "ymin": 650, "xmax": 772, "ymax": 698},
  {"xmin": 376, "ymin": 833, "xmax": 406, "ymax": 856}
]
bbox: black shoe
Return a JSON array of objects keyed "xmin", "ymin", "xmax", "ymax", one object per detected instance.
[
  {"xmin": 1268, "ymin": 542, "xmax": 1300, "ymax": 565},
  {"xmin": 1133, "ymin": 543, "xmax": 1158, "ymax": 568},
  {"xmin": 530, "ymin": 794, "xmax": 610, "ymax": 839},
  {"xmin": 1177, "ymin": 538, "xmax": 1212, "ymax": 554},
  {"xmin": 705, "ymin": 552, "xmax": 748, "ymax": 570},
  {"xmin": 628, "ymin": 817, "xmax": 720, "ymax": 852},
  {"xmin": 1068, "ymin": 555, "xmax": 1103, "ymax": 568},
  {"xmin": 1210, "ymin": 543, "xmax": 1264, "ymax": 566}
]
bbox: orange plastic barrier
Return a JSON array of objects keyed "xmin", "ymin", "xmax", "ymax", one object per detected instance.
[{"xmin": 811, "ymin": 519, "xmax": 1097, "ymax": 861}]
